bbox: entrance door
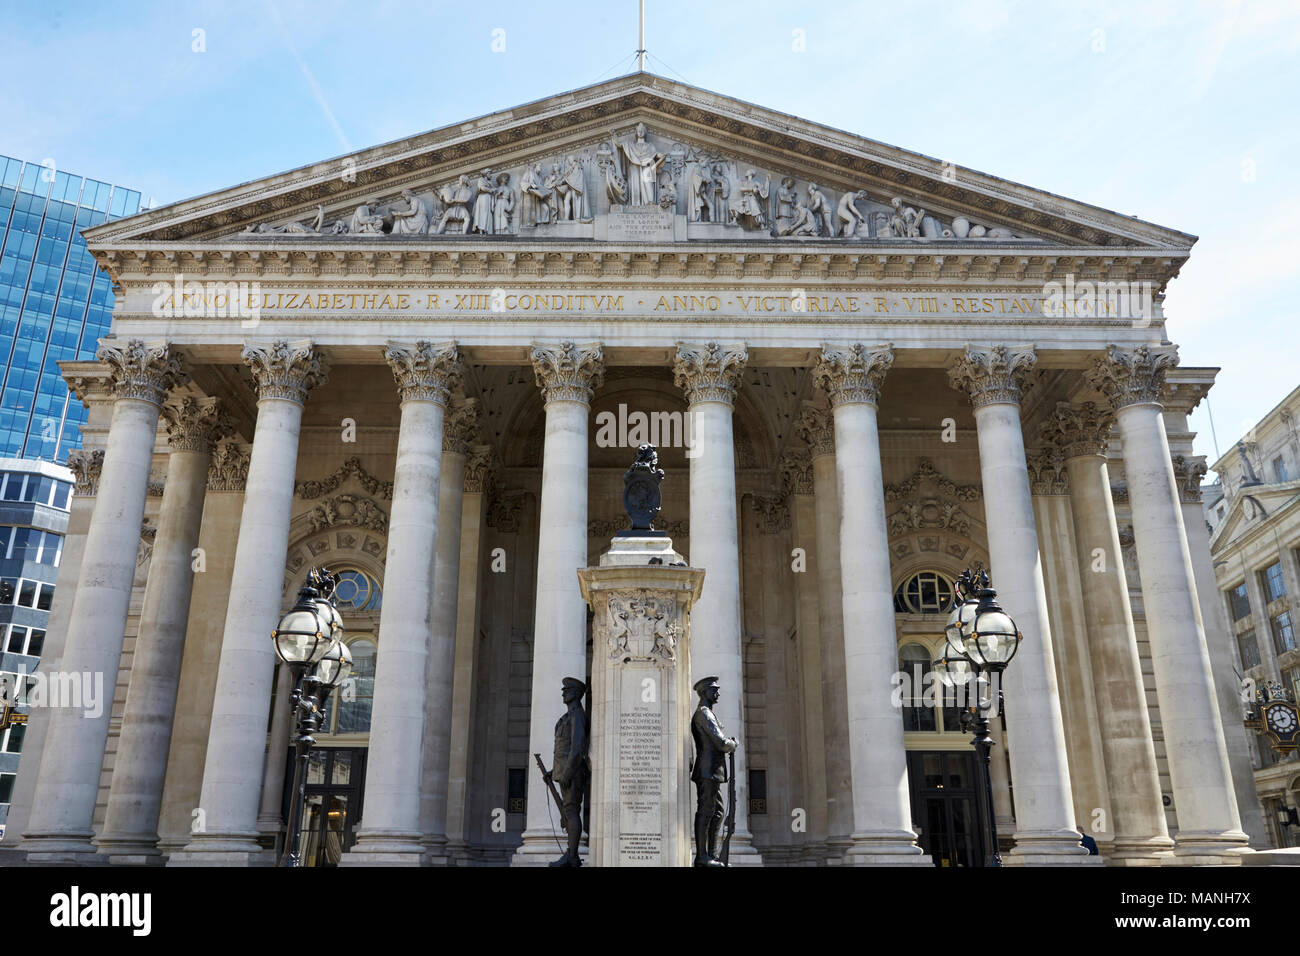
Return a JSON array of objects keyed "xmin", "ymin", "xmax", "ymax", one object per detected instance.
[
  {"xmin": 282, "ymin": 746, "xmax": 367, "ymax": 867},
  {"xmin": 906, "ymin": 750, "xmax": 986, "ymax": 867}
]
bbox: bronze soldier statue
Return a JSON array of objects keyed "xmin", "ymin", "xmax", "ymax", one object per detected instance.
[
  {"xmin": 545, "ymin": 676, "xmax": 589, "ymax": 867},
  {"xmin": 691, "ymin": 675, "xmax": 738, "ymax": 867}
]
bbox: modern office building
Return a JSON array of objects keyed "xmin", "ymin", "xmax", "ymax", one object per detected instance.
[{"xmin": 0, "ymin": 153, "xmax": 141, "ymax": 462}]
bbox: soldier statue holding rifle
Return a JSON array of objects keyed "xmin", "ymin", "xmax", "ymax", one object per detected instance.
[
  {"xmin": 535, "ymin": 676, "xmax": 589, "ymax": 867},
  {"xmin": 691, "ymin": 675, "xmax": 738, "ymax": 867}
]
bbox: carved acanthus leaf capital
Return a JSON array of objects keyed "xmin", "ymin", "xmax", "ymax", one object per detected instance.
[
  {"xmin": 463, "ymin": 443, "xmax": 498, "ymax": 494},
  {"xmin": 207, "ymin": 441, "xmax": 251, "ymax": 491},
  {"xmin": 946, "ymin": 345, "xmax": 1037, "ymax": 408},
  {"xmin": 750, "ymin": 494, "xmax": 792, "ymax": 533},
  {"xmin": 64, "ymin": 369, "xmax": 115, "ymax": 409},
  {"xmin": 67, "ymin": 449, "xmax": 105, "ymax": 495},
  {"xmin": 531, "ymin": 341, "xmax": 605, "ymax": 405},
  {"xmin": 1039, "ymin": 401, "xmax": 1114, "ymax": 459},
  {"xmin": 1171, "ymin": 455, "xmax": 1208, "ymax": 503},
  {"xmin": 1026, "ymin": 446, "xmax": 1069, "ymax": 496},
  {"xmin": 243, "ymin": 340, "xmax": 327, "ymax": 404},
  {"xmin": 442, "ymin": 397, "xmax": 480, "ymax": 454},
  {"xmin": 1084, "ymin": 344, "xmax": 1179, "ymax": 412},
  {"xmin": 796, "ymin": 403, "xmax": 835, "ymax": 459},
  {"xmin": 779, "ymin": 449, "xmax": 814, "ymax": 496},
  {"xmin": 673, "ymin": 342, "xmax": 747, "ymax": 406},
  {"xmin": 813, "ymin": 343, "xmax": 893, "ymax": 407},
  {"xmin": 96, "ymin": 339, "xmax": 187, "ymax": 407},
  {"xmin": 385, "ymin": 340, "xmax": 462, "ymax": 405},
  {"xmin": 162, "ymin": 396, "xmax": 233, "ymax": 453}
]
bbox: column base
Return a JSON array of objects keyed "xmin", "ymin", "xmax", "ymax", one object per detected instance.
[
  {"xmin": 1005, "ymin": 830, "xmax": 1097, "ymax": 865},
  {"xmin": 843, "ymin": 831, "xmax": 930, "ymax": 866},
  {"xmin": 340, "ymin": 829, "xmax": 425, "ymax": 866},
  {"xmin": 167, "ymin": 831, "xmax": 271, "ymax": 867},
  {"xmin": 511, "ymin": 829, "xmax": 587, "ymax": 867},
  {"xmin": 21, "ymin": 831, "xmax": 99, "ymax": 864},
  {"xmin": 95, "ymin": 835, "xmax": 165, "ymax": 866},
  {"xmin": 1172, "ymin": 830, "xmax": 1251, "ymax": 866},
  {"xmin": 444, "ymin": 839, "xmax": 471, "ymax": 865},
  {"xmin": 1107, "ymin": 835, "xmax": 1176, "ymax": 867},
  {"xmin": 823, "ymin": 835, "xmax": 852, "ymax": 865},
  {"xmin": 421, "ymin": 835, "xmax": 452, "ymax": 867}
]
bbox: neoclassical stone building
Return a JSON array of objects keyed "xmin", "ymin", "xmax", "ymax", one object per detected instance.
[{"xmin": 1, "ymin": 74, "xmax": 1270, "ymax": 866}]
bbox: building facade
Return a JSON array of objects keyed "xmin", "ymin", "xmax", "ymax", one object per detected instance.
[
  {"xmin": 1206, "ymin": 385, "xmax": 1300, "ymax": 850},
  {"xmin": 1, "ymin": 75, "xmax": 1274, "ymax": 866}
]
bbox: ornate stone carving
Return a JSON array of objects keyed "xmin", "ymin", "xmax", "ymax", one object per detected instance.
[
  {"xmin": 462, "ymin": 444, "xmax": 498, "ymax": 494},
  {"xmin": 531, "ymin": 341, "xmax": 605, "ymax": 405},
  {"xmin": 884, "ymin": 458, "xmax": 981, "ymax": 502},
  {"xmin": 162, "ymin": 396, "xmax": 233, "ymax": 453},
  {"xmin": 673, "ymin": 342, "xmax": 747, "ymax": 406},
  {"xmin": 779, "ymin": 450, "xmax": 814, "ymax": 496},
  {"xmin": 295, "ymin": 456, "xmax": 393, "ymax": 500},
  {"xmin": 65, "ymin": 371, "xmax": 114, "ymax": 409},
  {"xmin": 242, "ymin": 340, "xmax": 326, "ymax": 404},
  {"xmin": 796, "ymin": 404, "xmax": 835, "ymax": 458},
  {"xmin": 1171, "ymin": 455, "xmax": 1208, "ymax": 503},
  {"xmin": 1039, "ymin": 401, "xmax": 1113, "ymax": 459},
  {"xmin": 138, "ymin": 519, "xmax": 156, "ymax": 567},
  {"xmin": 751, "ymin": 494, "xmax": 791, "ymax": 533},
  {"xmin": 442, "ymin": 397, "xmax": 480, "ymax": 454},
  {"xmin": 611, "ymin": 123, "xmax": 667, "ymax": 207},
  {"xmin": 1085, "ymin": 344, "xmax": 1179, "ymax": 412},
  {"xmin": 385, "ymin": 340, "xmax": 461, "ymax": 405},
  {"xmin": 1026, "ymin": 447, "xmax": 1069, "ymax": 496},
  {"xmin": 67, "ymin": 449, "xmax": 104, "ymax": 496},
  {"xmin": 946, "ymin": 345, "xmax": 1037, "ymax": 408},
  {"xmin": 306, "ymin": 494, "xmax": 388, "ymax": 534},
  {"xmin": 147, "ymin": 476, "xmax": 166, "ymax": 497},
  {"xmin": 604, "ymin": 589, "xmax": 679, "ymax": 664},
  {"xmin": 883, "ymin": 459, "xmax": 979, "ymax": 539},
  {"xmin": 97, "ymin": 339, "xmax": 186, "ymax": 407},
  {"xmin": 813, "ymin": 344, "xmax": 893, "ymax": 407},
  {"xmin": 207, "ymin": 441, "xmax": 250, "ymax": 492},
  {"xmin": 486, "ymin": 494, "xmax": 525, "ymax": 533},
  {"xmin": 1111, "ymin": 481, "xmax": 1129, "ymax": 503}
]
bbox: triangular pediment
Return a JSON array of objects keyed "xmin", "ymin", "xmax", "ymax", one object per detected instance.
[
  {"xmin": 1211, "ymin": 481, "xmax": 1300, "ymax": 548},
  {"xmin": 85, "ymin": 73, "xmax": 1195, "ymax": 258}
]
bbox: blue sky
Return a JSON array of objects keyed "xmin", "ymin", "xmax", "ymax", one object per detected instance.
[{"xmin": 3, "ymin": 0, "xmax": 1297, "ymax": 471}]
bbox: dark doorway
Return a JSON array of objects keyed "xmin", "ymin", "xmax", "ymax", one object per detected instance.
[
  {"xmin": 907, "ymin": 750, "xmax": 986, "ymax": 867},
  {"xmin": 281, "ymin": 746, "xmax": 367, "ymax": 867}
]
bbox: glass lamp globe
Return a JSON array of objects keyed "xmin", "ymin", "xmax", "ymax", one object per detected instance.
[
  {"xmin": 314, "ymin": 638, "xmax": 354, "ymax": 689},
  {"xmin": 969, "ymin": 606, "xmax": 1021, "ymax": 670},
  {"xmin": 273, "ymin": 598, "xmax": 333, "ymax": 666},
  {"xmin": 933, "ymin": 652, "xmax": 973, "ymax": 689}
]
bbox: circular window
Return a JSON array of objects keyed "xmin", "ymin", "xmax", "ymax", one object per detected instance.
[
  {"xmin": 330, "ymin": 568, "xmax": 383, "ymax": 612},
  {"xmin": 893, "ymin": 570, "xmax": 956, "ymax": 614}
]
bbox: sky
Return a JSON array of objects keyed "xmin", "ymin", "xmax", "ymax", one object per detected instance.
[{"xmin": 2, "ymin": 0, "xmax": 1297, "ymax": 473}]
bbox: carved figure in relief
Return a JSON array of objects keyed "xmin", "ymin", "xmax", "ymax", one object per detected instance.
[
  {"xmin": 493, "ymin": 173, "xmax": 515, "ymax": 233},
  {"xmin": 543, "ymin": 163, "xmax": 564, "ymax": 222},
  {"xmin": 435, "ymin": 175, "xmax": 475, "ymax": 234},
  {"xmin": 658, "ymin": 176, "xmax": 677, "ymax": 211},
  {"xmin": 285, "ymin": 205, "xmax": 325, "ymax": 234},
  {"xmin": 520, "ymin": 163, "xmax": 549, "ymax": 226},
  {"xmin": 837, "ymin": 189, "xmax": 868, "ymax": 237},
  {"xmin": 732, "ymin": 170, "xmax": 770, "ymax": 229},
  {"xmin": 781, "ymin": 195, "xmax": 818, "ymax": 236},
  {"xmin": 349, "ymin": 201, "xmax": 386, "ymax": 235},
  {"xmin": 691, "ymin": 676, "xmax": 737, "ymax": 867},
  {"xmin": 614, "ymin": 122, "xmax": 666, "ymax": 206},
  {"xmin": 556, "ymin": 156, "xmax": 587, "ymax": 221},
  {"xmin": 389, "ymin": 189, "xmax": 430, "ymax": 236},
  {"xmin": 470, "ymin": 169, "xmax": 496, "ymax": 235},
  {"xmin": 774, "ymin": 177, "xmax": 797, "ymax": 233},
  {"xmin": 807, "ymin": 183, "xmax": 834, "ymax": 237},
  {"xmin": 889, "ymin": 197, "xmax": 926, "ymax": 238},
  {"xmin": 688, "ymin": 164, "xmax": 711, "ymax": 222},
  {"xmin": 709, "ymin": 163, "xmax": 732, "ymax": 224}
]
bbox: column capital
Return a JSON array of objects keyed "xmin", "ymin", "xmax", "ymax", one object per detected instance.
[
  {"xmin": 463, "ymin": 443, "xmax": 499, "ymax": 494},
  {"xmin": 1039, "ymin": 401, "xmax": 1114, "ymax": 459},
  {"xmin": 946, "ymin": 344, "xmax": 1037, "ymax": 408},
  {"xmin": 796, "ymin": 403, "xmax": 835, "ymax": 458},
  {"xmin": 1085, "ymin": 344, "xmax": 1179, "ymax": 411},
  {"xmin": 779, "ymin": 449, "xmax": 814, "ymax": 496},
  {"xmin": 67, "ymin": 448, "xmax": 105, "ymax": 496},
  {"xmin": 207, "ymin": 441, "xmax": 251, "ymax": 492},
  {"xmin": 162, "ymin": 396, "xmax": 233, "ymax": 454},
  {"xmin": 96, "ymin": 339, "xmax": 187, "ymax": 407},
  {"xmin": 64, "ymin": 366, "xmax": 116, "ymax": 409},
  {"xmin": 531, "ymin": 341, "xmax": 605, "ymax": 405},
  {"xmin": 442, "ymin": 398, "xmax": 480, "ymax": 454},
  {"xmin": 385, "ymin": 340, "xmax": 462, "ymax": 405},
  {"xmin": 242, "ymin": 340, "xmax": 327, "ymax": 404},
  {"xmin": 813, "ymin": 343, "xmax": 893, "ymax": 407},
  {"xmin": 673, "ymin": 342, "xmax": 747, "ymax": 406},
  {"xmin": 1026, "ymin": 446, "xmax": 1070, "ymax": 496},
  {"xmin": 1171, "ymin": 454, "xmax": 1208, "ymax": 503}
]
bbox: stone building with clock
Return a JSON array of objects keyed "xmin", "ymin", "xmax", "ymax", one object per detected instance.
[{"xmin": 0, "ymin": 73, "xmax": 1275, "ymax": 866}]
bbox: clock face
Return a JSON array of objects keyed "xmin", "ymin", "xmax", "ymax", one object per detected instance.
[{"xmin": 1266, "ymin": 704, "xmax": 1298, "ymax": 734}]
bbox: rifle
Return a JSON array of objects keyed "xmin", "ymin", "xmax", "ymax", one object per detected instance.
[
  {"xmin": 533, "ymin": 753, "xmax": 568, "ymax": 833},
  {"xmin": 721, "ymin": 749, "xmax": 737, "ymax": 867}
]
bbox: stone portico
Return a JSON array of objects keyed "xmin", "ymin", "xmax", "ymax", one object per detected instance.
[{"xmin": 1, "ymin": 74, "xmax": 1266, "ymax": 866}]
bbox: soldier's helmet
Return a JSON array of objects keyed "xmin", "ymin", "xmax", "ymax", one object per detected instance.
[
  {"xmin": 562, "ymin": 677, "xmax": 587, "ymax": 694},
  {"xmin": 693, "ymin": 676, "xmax": 721, "ymax": 696}
]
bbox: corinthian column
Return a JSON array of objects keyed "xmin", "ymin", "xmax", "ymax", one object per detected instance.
[
  {"xmin": 344, "ymin": 342, "xmax": 461, "ymax": 866},
  {"xmin": 947, "ymin": 345, "xmax": 1087, "ymax": 864},
  {"xmin": 24, "ymin": 340, "xmax": 186, "ymax": 862},
  {"xmin": 98, "ymin": 397, "xmax": 232, "ymax": 865},
  {"xmin": 673, "ymin": 342, "xmax": 761, "ymax": 864},
  {"xmin": 1086, "ymin": 346, "xmax": 1249, "ymax": 864},
  {"xmin": 1040, "ymin": 401, "xmax": 1173, "ymax": 864},
  {"xmin": 795, "ymin": 403, "xmax": 854, "ymax": 862},
  {"xmin": 513, "ymin": 342, "xmax": 604, "ymax": 865},
  {"xmin": 171, "ymin": 341, "xmax": 325, "ymax": 867},
  {"xmin": 419, "ymin": 397, "xmax": 478, "ymax": 865},
  {"xmin": 814, "ymin": 344, "xmax": 926, "ymax": 865}
]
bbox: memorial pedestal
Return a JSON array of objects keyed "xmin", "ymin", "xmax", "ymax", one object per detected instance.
[{"xmin": 578, "ymin": 535, "xmax": 704, "ymax": 867}]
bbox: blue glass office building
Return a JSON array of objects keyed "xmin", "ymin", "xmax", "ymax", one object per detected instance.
[{"xmin": 0, "ymin": 154, "xmax": 141, "ymax": 462}]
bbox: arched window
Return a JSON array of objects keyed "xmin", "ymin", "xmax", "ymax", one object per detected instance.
[
  {"xmin": 898, "ymin": 642, "xmax": 936, "ymax": 732},
  {"xmin": 332, "ymin": 639, "xmax": 376, "ymax": 735},
  {"xmin": 330, "ymin": 568, "xmax": 383, "ymax": 612},
  {"xmin": 893, "ymin": 570, "xmax": 956, "ymax": 614}
]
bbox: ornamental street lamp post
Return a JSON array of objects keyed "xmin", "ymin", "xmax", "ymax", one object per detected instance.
[
  {"xmin": 934, "ymin": 568, "xmax": 1021, "ymax": 868},
  {"xmin": 272, "ymin": 567, "xmax": 352, "ymax": 868}
]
